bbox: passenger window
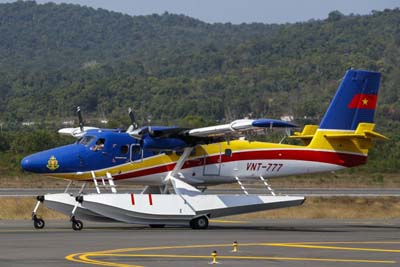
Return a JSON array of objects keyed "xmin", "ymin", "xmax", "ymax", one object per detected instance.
[
  {"xmin": 225, "ymin": 149, "xmax": 232, "ymax": 157},
  {"xmin": 131, "ymin": 145, "xmax": 142, "ymax": 161},
  {"xmin": 120, "ymin": 145, "xmax": 129, "ymax": 154}
]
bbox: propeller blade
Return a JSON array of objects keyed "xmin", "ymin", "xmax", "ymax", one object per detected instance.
[
  {"xmin": 76, "ymin": 106, "xmax": 84, "ymax": 132},
  {"xmin": 128, "ymin": 107, "xmax": 138, "ymax": 130}
]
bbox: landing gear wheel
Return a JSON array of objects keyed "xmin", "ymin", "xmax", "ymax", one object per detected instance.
[
  {"xmin": 72, "ymin": 219, "xmax": 83, "ymax": 231},
  {"xmin": 190, "ymin": 216, "xmax": 209, "ymax": 229},
  {"xmin": 33, "ymin": 218, "xmax": 45, "ymax": 229},
  {"xmin": 149, "ymin": 224, "xmax": 165, "ymax": 228}
]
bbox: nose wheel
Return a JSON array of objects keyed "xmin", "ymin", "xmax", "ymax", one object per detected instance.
[
  {"xmin": 33, "ymin": 215, "xmax": 45, "ymax": 229},
  {"xmin": 71, "ymin": 216, "xmax": 83, "ymax": 231},
  {"xmin": 32, "ymin": 196, "xmax": 45, "ymax": 229}
]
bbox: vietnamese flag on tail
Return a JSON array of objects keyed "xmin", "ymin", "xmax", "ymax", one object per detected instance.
[{"xmin": 348, "ymin": 94, "xmax": 378, "ymax": 109}]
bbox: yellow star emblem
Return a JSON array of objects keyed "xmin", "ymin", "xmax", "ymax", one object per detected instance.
[{"xmin": 362, "ymin": 98, "xmax": 369, "ymax": 105}]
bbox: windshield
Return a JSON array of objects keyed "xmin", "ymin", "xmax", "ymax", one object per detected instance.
[{"xmin": 77, "ymin": 136, "xmax": 95, "ymax": 146}]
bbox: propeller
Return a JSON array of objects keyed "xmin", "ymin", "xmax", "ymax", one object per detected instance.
[
  {"xmin": 58, "ymin": 106, "xmax": 99, "ymax": 138},
  {"xmin": 127, "ymin": 107, "xmax": 146, "ymax": 139}
]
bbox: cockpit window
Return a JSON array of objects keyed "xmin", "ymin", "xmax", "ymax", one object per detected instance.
[
  {"xmin": 77, "ymin": 136, "xmax": 95, "ymax": 146},
  {"xmin": 93, "ymin": 138, "xmax": 105, "ymax": 151}
]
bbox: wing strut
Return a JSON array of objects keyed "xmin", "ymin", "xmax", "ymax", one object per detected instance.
[
  {"xmin": 168, "ymin": 147, "xmax": 193, "ymax": 179},
  {"xmin": 162, "ymin": 147, "xmax": 201, "ymax": 196}
]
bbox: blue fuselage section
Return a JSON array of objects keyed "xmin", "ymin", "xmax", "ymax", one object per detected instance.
[{"xmin": 21, "ymin": 128, "xmax": 188, "ymax": 175}]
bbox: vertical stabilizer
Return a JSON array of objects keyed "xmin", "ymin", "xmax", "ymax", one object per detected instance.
[{"xmin": 319, "ymin": 69, "xmax": 381, "ymax": 130}]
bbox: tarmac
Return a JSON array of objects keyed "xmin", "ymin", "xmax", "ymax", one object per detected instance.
[{"xmin": 1, "ymin": 219, "xmax": 400, "ymax": 267}]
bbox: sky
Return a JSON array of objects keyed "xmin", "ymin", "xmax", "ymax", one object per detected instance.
[{"xmin": 2, "ymin": 0, "xmax": 400, "ymax": 24}]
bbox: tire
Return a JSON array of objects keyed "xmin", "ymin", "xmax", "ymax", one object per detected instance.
[
  {"xmin": 149, "ymin": 224, "xmax": 165, "ymax": 228},
  {"xmin": 72, "ymin": 219, "xmax": 83, "ymax": 231},
  {"xmin": 190, "ymin": 216, "xmax": 208, "ymax": 229},
  {"xmin": 33, "ymin": 218, "xmax": 45, "ymax": 229}
]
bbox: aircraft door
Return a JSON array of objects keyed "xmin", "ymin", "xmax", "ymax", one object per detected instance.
[
  {"xmin": 77, "ymin": 135, "xmax": 96, "ymax": 169},
  {"xmin": 130, "ymin": 144, "xmax": 143, "ymax": 162},
  {"xmin": 202, "ymin": 144, "xmax": 221, "ymax": 176}
]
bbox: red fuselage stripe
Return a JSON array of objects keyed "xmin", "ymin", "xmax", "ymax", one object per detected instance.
[
  {"xmin": 113, "ymin": 150, "xmax": 366, "ymax": 180},
  {"xmin": 131, "ymin": 194, "xmax": 135, "ymax": 205}
]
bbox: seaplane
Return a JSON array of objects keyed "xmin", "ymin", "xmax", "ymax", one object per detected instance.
[{"xmin": 21, "ymin": 69, "xmax": 386, "ymax": 230}]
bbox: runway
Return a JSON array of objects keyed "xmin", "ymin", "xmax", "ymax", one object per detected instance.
[
  {"xmin": 2, "ymin": 187, "xmax": 400, "ymax": 197},
  {"xmin": 1, "ymin": 219, "xmax": 400, "ymax": 267}
]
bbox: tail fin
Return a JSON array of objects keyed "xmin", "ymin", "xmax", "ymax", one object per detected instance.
[{"xmin": 319, "ymin": 69, "xmax": 381, "ymax": 130}]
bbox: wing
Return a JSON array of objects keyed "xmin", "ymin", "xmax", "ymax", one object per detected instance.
[
  {"xmin": 187, "ymin": 118, "xmax": 296, "ymax": 137},
  {"xmin": 58, "ymin": 127, "xmax": 99, "ymax": 138},
  {"xmin": 127, "ymin": 118, "xmax": 295, "ymax": 150}
]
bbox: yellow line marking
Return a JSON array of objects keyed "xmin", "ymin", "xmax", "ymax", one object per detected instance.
[
  {"xmin": 99, "ymin": 253, "xmax": 396, "ymax": 264},
  {"xmin": 265, "ymin": 243, "xmax": 400, "ymax": 253},
  {"xmin": 281, "ymin": 241, "xmax": 400, "ymax": 244},
  {"xmin": 66, "ymin": 242, "xmax": 400, "ymax": 254},
  {"xmin": 89, "ymin": 253, "xmax": 395, "ymax": 264},
  {"xmin": 66, "ymin": 242, "xmax": 400, "ymax": 266},
  {"xmin": 66, "ymin": 253, "xmax": 142, "ymax": 267},
  {"xmin": 67, "ymin": 252, "xmax": 396, "ymax": 266},
  {"xmin": 80, "ymin": 254, "xmax": 143, "ymax": 267}
]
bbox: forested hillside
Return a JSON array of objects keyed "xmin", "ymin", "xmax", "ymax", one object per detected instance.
[{"xmin": 0, "ymin": 1, "xmax": 399, "ymax": 173}]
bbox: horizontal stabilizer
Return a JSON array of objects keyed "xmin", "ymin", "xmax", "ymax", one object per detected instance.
[
  {"xmin": 289, "ymin": 125, "xmax": 318, "ymax": 145},
  {"xmin": 323, "ymin": 123, "xmax": 388, "ymax": 140},
  {"xmin": 289, "ymin": 125, "xmax": 318, "ymax": 140}
]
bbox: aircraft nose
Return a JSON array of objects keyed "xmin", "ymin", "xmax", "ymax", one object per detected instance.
[
  {"xmin": 21, "ymin": 152, "xmax": 62, "ymax": 173},
  {"xmin": 21, "ymin": 155, "xmax": 43, "ymax": 173},
  {"xmin": 21, "ymin": 145, "xmax": 80, "ymax": 173},
  {"xmin": 21, "ymin": 157, "xmax": 30, "ymax": 171}
]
